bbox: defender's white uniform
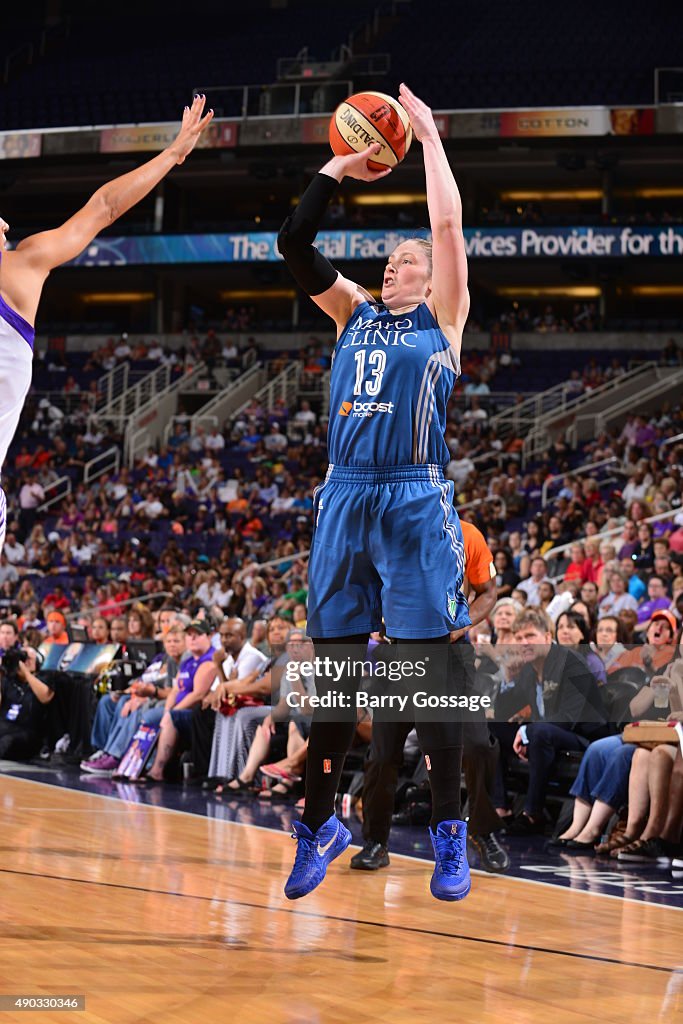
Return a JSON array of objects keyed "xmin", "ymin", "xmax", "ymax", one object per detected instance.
[{"xmin": 0, "ymin": 264, "xmax": 34, "ymax": 552}]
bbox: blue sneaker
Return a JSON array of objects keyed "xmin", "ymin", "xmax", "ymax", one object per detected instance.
[
  {"xmin": 429, "ymin": 819, "xmax": 471, "ymax": 901},
  {"xmin": 284, "ymin": 814, "xmax": 352, "ymax": 900}
]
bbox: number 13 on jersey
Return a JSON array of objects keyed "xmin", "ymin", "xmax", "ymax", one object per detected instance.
[{"xmin": 353, "ymin": 350, "xmax": 386, "ymax": 397}]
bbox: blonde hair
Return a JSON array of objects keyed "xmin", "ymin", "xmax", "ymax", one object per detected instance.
[
  {"xmin": 513, "ymin": 607, "xmax": 554, "ymax": 636},
  {"xmin": 409, "ymin": 237, "xmax": 433, "ymax": 273}
]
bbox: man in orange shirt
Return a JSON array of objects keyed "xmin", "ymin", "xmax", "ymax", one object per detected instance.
[
  {"xmin": 350, "ymin": 520, "xmax": 509, "ymax": 873},
  {"xmin": 609, "ymin": 611, "xmax": 677, "ymax": 675},
  {"xmin": 451, "ymin": 520, "xmax": 498, "ymax": 639},
  {"xmin": 43, "ymin": 611, "xmax": 69, "ymax": 646}
]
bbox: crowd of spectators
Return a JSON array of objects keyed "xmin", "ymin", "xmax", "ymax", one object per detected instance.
[
  {"xmin": 485, "ymin": 302, "xmax": 604, "ymax": 334},
  {"xmin": 481, "ymin": 200, "xmax": 683, "ymax": 228},
  {"xmin": 231, "ymin": 193, "xmax": 683, "ymax": 234}
]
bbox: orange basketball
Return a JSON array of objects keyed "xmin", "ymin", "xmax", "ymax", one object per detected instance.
[{"xmin": 329, "ymin": 91, "xmax": 412, "ymax": 171}]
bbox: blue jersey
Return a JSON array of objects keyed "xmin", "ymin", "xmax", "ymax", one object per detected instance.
[{"xmin": 327, "ymin": 300, "xmax": 459, "ymax": 468}]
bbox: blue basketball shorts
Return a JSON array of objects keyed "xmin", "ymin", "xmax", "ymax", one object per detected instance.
[{"xmin": 306, "ymin": 464, "xmax": 471, "ymax": 639}]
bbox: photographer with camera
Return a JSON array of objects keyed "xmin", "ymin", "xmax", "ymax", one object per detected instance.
[{"xmin": 0, "ymin": 619, "xmax": 54, "ymax": 760}]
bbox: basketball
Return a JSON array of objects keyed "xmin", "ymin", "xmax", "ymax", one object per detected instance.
[{"xmin": 329, "ymin": 91, "xmax": 412, "ymax": 170}]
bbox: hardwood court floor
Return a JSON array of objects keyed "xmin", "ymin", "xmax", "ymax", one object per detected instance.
[{"xmin": 1, "ymin": 775, "xmax": 681, "ymax": 1024}]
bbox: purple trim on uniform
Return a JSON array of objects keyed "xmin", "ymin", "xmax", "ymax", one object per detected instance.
[
  {"xmin": 0, "ymin": 250, "xmax": 35, "ymax": 349},
  {"xmin": 0, "ymin": 293, "xmax": 34, "ymax": 350}
]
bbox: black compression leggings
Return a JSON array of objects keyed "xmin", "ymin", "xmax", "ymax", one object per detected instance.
[{"xmin": 301, "ymin": 635, "xmax": 464, "ymax": 833}]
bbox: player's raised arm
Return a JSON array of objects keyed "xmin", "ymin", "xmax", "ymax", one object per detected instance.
[
  {"xmin": 14, "ymin": 95, "xmax": 213, "ymax": 281},
  {"xmin": 277, "ymin": 147, "xmax": 390, "ymax": 335},
  {"xmin": 398, "ymin": 83, "xmax": 469, "ymax": 353}
]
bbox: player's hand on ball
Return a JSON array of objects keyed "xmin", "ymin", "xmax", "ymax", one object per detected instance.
[
  {"xmin": 335, "ymin": 145, "xmax": 392, "ymax": 182},
  {"xmin": 398, "ymin": 83, "xmax": 438, "ymax": 143},
  {"xmin": 170, "ymin": 93, "xmax": 214, "ymax": 164}
]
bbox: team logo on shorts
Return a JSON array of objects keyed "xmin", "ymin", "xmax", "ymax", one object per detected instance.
[
  {"xmin": 447, "ymin": 590, "xmax": 458, "ymax": 620},
  {"xmin": 323, "ymin": 758, "xmax": 332, "ymax": 774}
]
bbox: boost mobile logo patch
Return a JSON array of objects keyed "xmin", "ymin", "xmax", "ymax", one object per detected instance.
[{"xmin": 338, "ymin": 399, "xmax": 395, "ymax": 418}]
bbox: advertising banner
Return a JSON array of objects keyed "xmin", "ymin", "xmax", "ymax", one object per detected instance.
[
  {"xmin": 101, "ymin": 124, "xmax": 183, "ymax": 152},
  {"xmin": 0, "ymin": 132, "xmax": 41, "ymax": 159},
  {"xmin": 42, "ymin": 130, "xmax": 101, "ymax": 156},
  {"xmin": 100, "ymin": 119, "xmax": 237, "ymax": 153},
  {"xmin": 300, "ymin": 116, "xmax": 330, "ymax": 145},
  {"xmin": 0, "ymin": 105, "xmax": 667, "ymax": 161},
  {"xmin": 448, "ymin": 111, "xmax": 501, "ymax": 138},
  {"xmin": 432, "ymin": 113, "xmax": 450, "ymax": 137},
  {"xmin": 609, "ymin": 108, "xmax": 655, "ymax": 135},
  {"xmin": 499, "ymin": 108, "xmax": 611, "ymax": 137},
  {"xmin": 68, "ymin": 225, "xmax": 683, "ymax": 267},
  {"xmin": 239, "ymin": 118, "xmax": 300, "ymax": 147},
  {"xmin": 655, "ymin": 104, "xmax": 683, "ymax": 134}
]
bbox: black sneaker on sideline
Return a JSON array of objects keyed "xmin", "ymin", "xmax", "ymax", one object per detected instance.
[
  {"xmin": 505, "ymin": 813, "xmax": 546, "ymax": 836},
  {"xmin": 392, "ymin": 801, "xmax": 432, "ymax": 827},
  {"xmin": 467, "ymin": 831, "xmax": 510, "ymax": 873},
  {"xmin": 349, "ymin": 841, "xmax": 390, "ymax": 871}
]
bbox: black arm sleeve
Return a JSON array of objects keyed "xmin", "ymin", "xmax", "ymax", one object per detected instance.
[{"xmin": 277, "ymin": 173, "xmax": 340, "ymax": 296}]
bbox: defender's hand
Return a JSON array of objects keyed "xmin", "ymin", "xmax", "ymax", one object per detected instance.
[{"xmin": 169, "ymin": 94, "xmax": 214, "ymax": 165}]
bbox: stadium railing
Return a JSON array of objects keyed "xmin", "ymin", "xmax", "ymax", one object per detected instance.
[
  {"xmin": 96, "ymin": 364, "xmax": 130, "ymax": 411},
  {"xmin": 661, "ymin": 431, "xmax": 683, "ymax": 450},
  {"xmin": 37, "ymin": 476, "xmax": 72, "ymax": 513},
  {"xmin": 182, "ymin": 363, "xmax": 267, "ymax": 441},
  {"xmin": 65, "ymin": 591, "xmax": 176, "ymax": 622},
  {"xmin": 566, "ymin": 365, "xmax": 683, "ymax": 447},
  {"xmin": 83, "ymin": 447, "xmax": 120, "ymax": 487},
  {"xmin": 229, "ymin": 363, "xmax": 302, "ymax": 430},
  {"xmin": 123, "ymin": 363, "xmax": 207, "ymax": 465},
  {"xmin": 540, "ymin": 456, "xmax": 625, "ymax": 508},
  {"xmin": 543, "ymin": 508, "xmax": 681, "ymax": 562},
  {"xmin": 93, "ymin": 363, "xmax": 174, "ymax": 426},
  {"xmin": 234, "ymin": 549, "xmax": 310, "ymax": 583},
  {"xmin": 522, "ymin": 362, "xmax": 661, "ymax": 464}
]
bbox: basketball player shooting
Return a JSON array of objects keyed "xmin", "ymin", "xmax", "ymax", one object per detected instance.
[
  {"xmin": 278, "ymin": 83, "xmax": 473, "ymax": 901},
  {"xmin": 0, "ymin": 95, "xmax": 213, "ymax": 552}
]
